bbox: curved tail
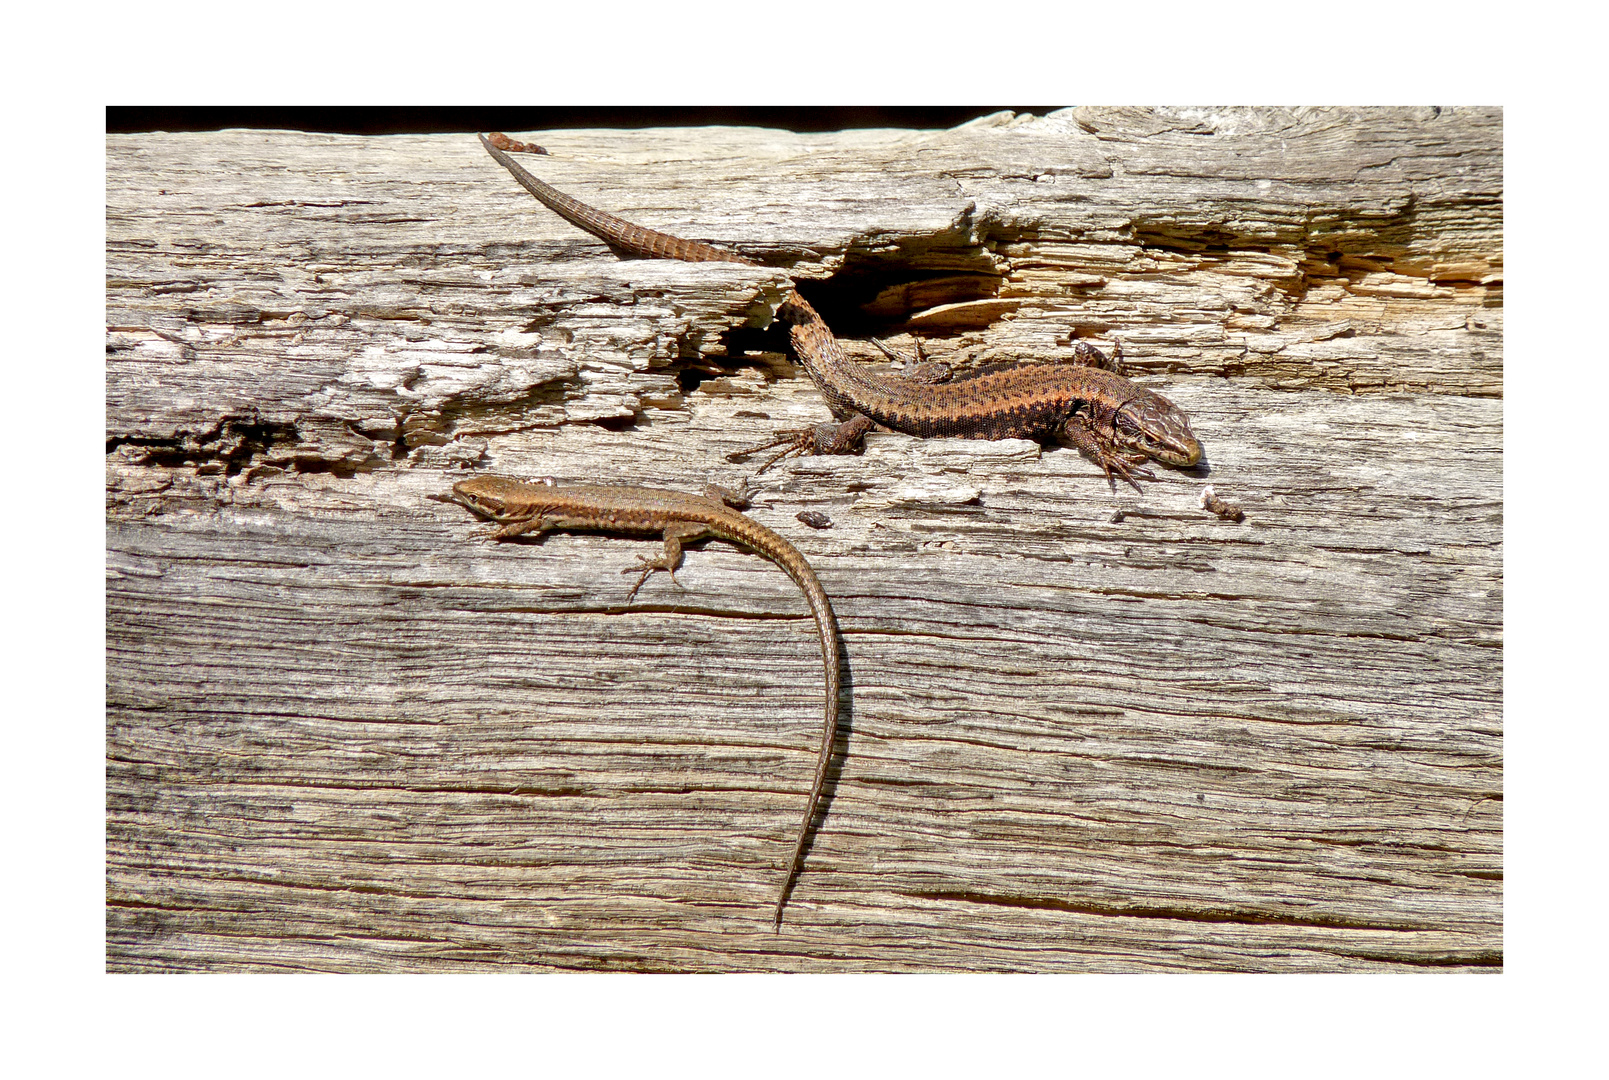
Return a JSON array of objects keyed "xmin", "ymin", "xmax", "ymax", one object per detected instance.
[
  {"xmin": 479, "ymin": 133, "xmax": 757, "ymax": 266},
  {"xmin": 761, "ymin": 540, "xmax": 842, "ymax": 929}
]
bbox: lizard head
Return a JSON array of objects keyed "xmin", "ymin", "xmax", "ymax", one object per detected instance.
[
  {"xmin": 448, "ymin": 475, "xmax": 547, "ymax": 518},
  {"xmin": 1112, "ymin": 389, "xmax": 1203, "ymax": 467}
]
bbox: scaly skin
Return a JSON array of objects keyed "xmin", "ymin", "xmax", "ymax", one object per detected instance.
[
  {"xmin": 441, "ymin": 475, "xmax": 840, "ymax": 928},
  {"xmin": 477, "ymin": 132, "xmax": 1204, "ymax": 490}
]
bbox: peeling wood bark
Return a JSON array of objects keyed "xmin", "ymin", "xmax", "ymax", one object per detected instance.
[{"xmin": 106, "ymin": 107, "xmax": 1502, "ymax": 972}]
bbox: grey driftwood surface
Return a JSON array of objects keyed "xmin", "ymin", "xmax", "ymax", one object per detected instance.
[{"xmin": 106, "ymin": 107, "xmax": 1503, "ymax": 972}]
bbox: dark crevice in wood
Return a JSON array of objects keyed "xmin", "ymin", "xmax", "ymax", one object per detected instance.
[
  {"xmin": 685, "ymin": 244, "xmax": 1011, "ymax": 393},
  {"xmin": 1324, "ymin": 949, "xmax": 1502, "ymax": 969},
  {"xmin": 106, "ymin": 414, "xmax": 306, "ymax": 476},
  {"xmin": 797, "ymin": 262, "xmax": 1004, "ymax": 338},
  {"xmin": 588, "ymin": 414, "xmax": 639, "ymax": 433},
  {"xmin": 907, "ymin": 891, "xmax": 1431, "ymax": 933}
]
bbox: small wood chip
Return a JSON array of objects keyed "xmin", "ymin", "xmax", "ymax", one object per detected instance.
[{"xmin": 1199, "ymin": 484, "xmax": 1245, "ymax": 522}]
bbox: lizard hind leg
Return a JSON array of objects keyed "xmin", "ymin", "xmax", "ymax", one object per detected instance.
[
  {"xmin": 728, "ymin": 415, "xmax": 877, "ymax": 474},
  {"xmin": 727, "ymin": 429, "xmax": 818, "ymax": 474},
  {"xmin": 621, "ymin": 523, "xmax": 711, "ymax": 602},
  {"xmin": 870, "ymin": 336, "xmax": 952, "ymax": 384},
  {"xmin": 700, "ymin": 480, "xmax": 751, "ymax": 510}
]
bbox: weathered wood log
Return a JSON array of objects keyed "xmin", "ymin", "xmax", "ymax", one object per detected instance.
[{"xmin": 106, "ymin": 107, "xmax": 1502, "ymax": 972}]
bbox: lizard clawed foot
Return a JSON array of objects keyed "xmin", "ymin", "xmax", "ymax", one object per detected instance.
[
  {"xmin": 1058, "ymin": 416, "xmax": 1155, "ymax": 493},
  {"xmin": 871, "ymin": 337, "xmax": 953, "ymax": 384},
  {"xmin": 870, "ymin": 336, "xmax": 926, "ymax": 365},
  {"xmin": 1066, "ymin": 339, "xmax": 1126, "ymax": 375},
  {"xmin": 728, "ymin": 415, "xmax": 877, "ymax": 473},
  {"xmin": 728, "ymin": 425, "xmax": 833, "ymax": 473},
  {"xmin": 489, "ymin": 518, "xmax": 549, "ymax": 541},
  {"xmin": 1101, "ymin": 454, "xmax": 1156, "ymax": 494},
  {"xmin": 622, "ymin": 556, "xmax": 682, "ymax": 602},
  {"xmin": 701, "ymin": 480, "xmax": 751, "ymax": 510}
]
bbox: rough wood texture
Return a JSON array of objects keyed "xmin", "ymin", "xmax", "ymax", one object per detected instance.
[{"xmin": 106, "ymin": 107, "xmax": 1503, "ymax": 972}]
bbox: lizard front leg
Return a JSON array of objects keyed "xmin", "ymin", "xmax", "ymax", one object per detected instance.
[
  {"xmin": 1057, "ymin": 415, "xmax": 1155, "ymax": 493},
  {"xmin": 621, "ymin": 522, "xmax": 713, "ymax": 601},
  {"xmin": 489, "ymin": 517, "xmax": 553, "ymax": 541}
]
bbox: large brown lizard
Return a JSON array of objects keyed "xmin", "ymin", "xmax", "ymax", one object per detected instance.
[{"xmin": 477, "ymin": 132, "xmax": 1204, "ymax": 491}]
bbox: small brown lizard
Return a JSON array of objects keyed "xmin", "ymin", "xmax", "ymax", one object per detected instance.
[
  {"xmin": 438, "ymin": 474, "xmax": 841, "ymax": 927},
  {"xmin": 477, "ymin": 132, "xmax": 1204, "ymax": 491}
]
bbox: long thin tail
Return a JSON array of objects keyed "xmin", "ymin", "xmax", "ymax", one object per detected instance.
[
  {"xmin": 770, "ymin": 557, "xmax": 842, "ymax": 929},
  {"xmin": 478, "ymin": 134, "xmax": 757, "ymax": 266},
  {"xmin": 478, "ymin": 133, "xmax": 895, "ymax": 424}
]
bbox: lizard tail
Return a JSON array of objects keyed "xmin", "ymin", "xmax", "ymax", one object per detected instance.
[
  {"xmin": 768, "ymin": 550, "xmax": 842, "ymax": 929},
  {"xmin": 479, "ymin": 133, "xmax": 757, "ymax": 267}
]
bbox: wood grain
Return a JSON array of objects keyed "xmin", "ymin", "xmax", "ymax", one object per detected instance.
[{"xmin": 106, "ymin": 107, "xmax": 1502, "ymax": 971}]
